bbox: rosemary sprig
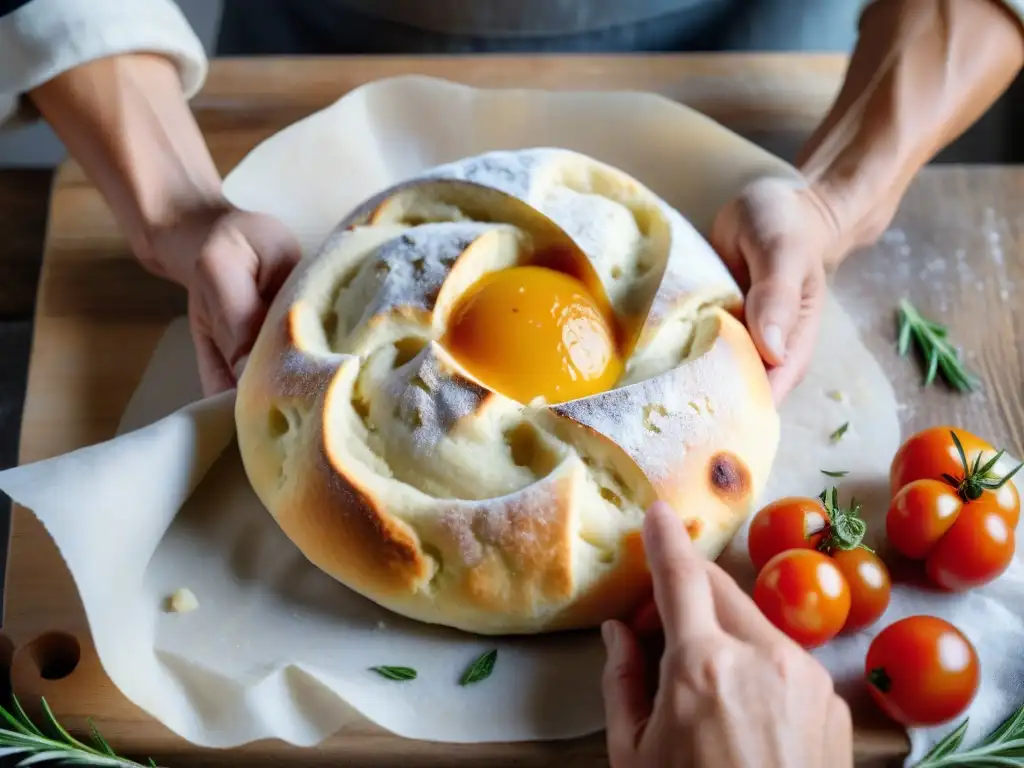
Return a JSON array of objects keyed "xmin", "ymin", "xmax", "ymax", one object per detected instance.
[
  {"xmin": 897, "ymin": 299, "xmax": 979, "ymax": 393},
  {"xmin": 0, "ymin": 695, "xmax": 155, "ymax": 766},
  {"xmin": 915, "ymin": 699, "xmax": 1024, "ymax": 767}
]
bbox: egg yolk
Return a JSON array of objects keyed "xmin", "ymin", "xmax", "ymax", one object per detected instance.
[{"xmin": 444, "ymin": 265, "xmax": 622, "ymax": 404}]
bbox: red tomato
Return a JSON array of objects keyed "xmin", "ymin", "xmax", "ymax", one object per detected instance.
[
  {"xmin": 747, "ymin": 496, "xmax": 830, "ymax": 572},
  {"xmin": 865, "ymin": 616, "xmax": 979, "ymax": 726},
  {"xmin": 890, "ymin": 426, "xmax": 990, "ymax": 493},
  {"xmin": 887, "ymin": 427, "xmax": 1021, "ymax": 590},
  {"xmin": 753, "ymin": 549, "xmax": 851, "ymax": 649},
  {"xmin": 831, "ymin": 548, "xmax": 891, "ymax": 633},
  {"xmin": 924, "ymin": 501, "xmax": 1016, "ymax": 590},
  {"xmin": 887, "ymin": 479, "xmax": 963, "ymax": 559}
]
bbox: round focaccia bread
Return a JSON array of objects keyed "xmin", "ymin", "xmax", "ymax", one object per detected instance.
[{"xmin": 235, "ymin": 148, "xmax": 780, "ymax": 635}]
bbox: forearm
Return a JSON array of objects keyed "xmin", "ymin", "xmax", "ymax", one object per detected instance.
[
  {"xmin": 798, "ymin": 0, "xmax": 1024, "ymax": 265},
  {"xmin": 29, "ymin": 53, "xmax": 224, "ymax": 285}
]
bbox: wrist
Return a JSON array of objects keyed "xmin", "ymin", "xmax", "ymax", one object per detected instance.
[
  {"xmin": 800, "ymin": 159, "xmax": 904, "ymax": 270},
  {"xmin": 30, "ymin": 53, "xmax": 226, "ymax": 287},
  {"xmin": 132, "ymin": 191, "xmax": 232, "ymax": 287}
]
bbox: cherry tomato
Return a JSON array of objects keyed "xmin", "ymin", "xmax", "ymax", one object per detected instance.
[
  {"xmin": 890, "ymin": 426, "xmax": 994, "ymax": 495},
  {"xmin": 831, "ymin": 548, "xmax": 891, "ymax": 633},
  {"xmin": 865, "ymin": 616, "xmax": 979, "ymax": 726},
  {"xmin": 887, "ymin": 479, "xmax": 963, "ymax": 559},
  {"xmin": 753, "ymin": 549, "xmax": 851, "ymax": 649},
  {"xmin": 890, "ymin": 425, "xmax": 1020, "ymax": 525},
  {"xmin": 887, "ymin": 427, "xmax": 1021, "ymax": 590},
  {"xmin": 747, "ymin": 496, "xmax": 830, "ymax": 572},
  {"xmin": 924, "ymin": 501, "xmax": 1015, "ymax": 590}
]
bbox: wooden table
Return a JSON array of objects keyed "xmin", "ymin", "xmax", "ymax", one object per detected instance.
[{"xmin": 2, "ymin": 54, "xmax": 1023, "ymax": 767}]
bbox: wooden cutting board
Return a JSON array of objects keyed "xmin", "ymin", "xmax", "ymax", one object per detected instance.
[{"xmin": 4, "ymin": 54, "xmax": 1023, "ymax": 768}]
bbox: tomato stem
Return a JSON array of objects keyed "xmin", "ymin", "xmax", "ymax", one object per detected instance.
[
  {"xmin": 817, "ymin": 487, "xmax": 870, "ymax": 553},
  {"xmin": 867, "ymin": 667, "xmax": 892, "ymax": 694},
  {"xmin": 948, "ymin": 431, "xmax": 1024, "ymax": 502}
]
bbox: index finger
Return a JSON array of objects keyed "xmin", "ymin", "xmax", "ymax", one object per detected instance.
[
  {"xmin": 642, "ymin": 501, "xmax": 720, "ymax": 644},
  {"xmin": 705, "ymin": 561, "xmax": 793, "ymax": 649}
]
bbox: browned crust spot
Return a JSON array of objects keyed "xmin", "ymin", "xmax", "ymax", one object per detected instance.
[
  {"xmin": 708, "ymin": 451, "xmax": 751, "ymax": 502},
  {"xmin": 685, "ymin": 519, "xmax": 704, "ymax": 539}
]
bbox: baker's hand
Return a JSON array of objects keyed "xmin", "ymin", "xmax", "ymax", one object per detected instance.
[
  {"xmin": 601, "ymin": 502, "xmax": 852, "ymax": 768},
  {"xmin": 711, "ymin": 178, "xmax": 844, "ymax": 404},
  {"xmin": 148, "ymin": 205, "xmax": 302, "ymax": 395}
]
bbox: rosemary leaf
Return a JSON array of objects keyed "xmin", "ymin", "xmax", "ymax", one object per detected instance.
[
  {"xmin": 829, "ymin": 422, "xmax": 849, "ymax": 443},
  {"xmin": 10, "ymin": 697, "xmax": 44, "ymax": 739},
  {"xmin": 89, "ymin": 719, "xmax": 116, "ymax": 757},
  {"xmin": 917, "ymin": 719, "xmax": 968, "ymax": 763},
  {"xmin": 460, "ymin": 649, "xmax": 498, "ymax": 686},
  {"xmin": 925, "ymin": 346, "xmax": 939, "ymax": 388},
  {"xmin": 897, "ymin": 299, "xmax": 979, "ymax": 393},
  {"xmin": 897, "ymin": 312, "xmax": 911, "ymax": 356},
  {"xmin": 820, "ymin": 470, "xmax": 848, "ymax": 478},
  {"xmin": 41, "ymin": 698, "xmax": 99, "ymax": 756},
  {"xmin": 370, "ymin": 665, "xmax": 417, "ymax": 681}
]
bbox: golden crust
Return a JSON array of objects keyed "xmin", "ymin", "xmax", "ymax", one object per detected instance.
[{"xmin": 235, "ymin": 147, "xmax": 780, "ymax": 635}]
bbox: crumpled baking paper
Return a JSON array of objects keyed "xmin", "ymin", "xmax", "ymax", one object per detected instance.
[{"xmin": 1, "ymin": 76, "xmax": 1020, "ymax": 765}]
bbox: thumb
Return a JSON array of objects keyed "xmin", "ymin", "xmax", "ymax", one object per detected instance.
[
  {"xmin": 601, "ymin": 620, "xmax": 650, "ymax": 765},
  {"xmin": 743, "ymin": 260, "xmax": 803, "ymax": 369}
]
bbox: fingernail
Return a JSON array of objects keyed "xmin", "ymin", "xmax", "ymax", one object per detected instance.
[
  {"xmin": 601, "ymin": 620, "xmax": 619, "ymax": 654},
  {"xmin": 761, "ymin": 324, "xmax": 786, "ymax": 362}
]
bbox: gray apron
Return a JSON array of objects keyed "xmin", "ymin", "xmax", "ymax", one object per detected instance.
[{"xmin": 216, "ymin": 0, "xmax": 863, "ymax": 55}]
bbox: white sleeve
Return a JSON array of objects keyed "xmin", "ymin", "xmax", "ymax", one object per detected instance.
[{"xmin": 0, "ymin": 0, "xmax": 208, "ymax": 129}]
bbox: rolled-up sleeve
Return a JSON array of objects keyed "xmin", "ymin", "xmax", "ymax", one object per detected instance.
[{"xmin": 0, "ymin": 0, "xmax": 208, "ymax": 129}]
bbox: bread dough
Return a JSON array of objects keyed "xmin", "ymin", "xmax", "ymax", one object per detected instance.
[{"xmin": 235, "ymin": 148, "xmax": 781, "ymax": 635}]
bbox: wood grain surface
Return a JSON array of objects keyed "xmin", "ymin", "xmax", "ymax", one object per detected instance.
[{"xmin": 2, "ymin": 54, "xmax": 1023, "ymax": 768}]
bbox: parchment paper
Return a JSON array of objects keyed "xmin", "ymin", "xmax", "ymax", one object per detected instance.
[{"xmin": 1, "ymin": 76, "xmax": 1021, "ymax": 764}]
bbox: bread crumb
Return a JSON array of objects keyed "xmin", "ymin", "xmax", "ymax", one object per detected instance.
[
  {"xmin": 376, "ymin": 620, "xmax": 388, "ymax": 631},
  {"xmin": 167, "ymin": 588, "xmax": 199, "ymax": 614}
]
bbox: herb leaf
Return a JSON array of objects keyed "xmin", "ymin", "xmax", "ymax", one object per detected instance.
[
  {"xmin": 829, "ymin": 422, "xmax": 849, "ymax": 443},
  {"xmin": 897, "ymin": 299, "xmax": 979, "ymax": 393},
  {"xmin": 460, "ymin": 649, "xmax": 498, "ymax": 686},
  {"xmin": 817, "ymin": 487, "xmax": 870, "ymax": 553},
  {"xmin": 820, "ymin": 470, "xmax": 848, "ymax": 478},
  {"xmin": 0, "ymin": 696, "xmax": 153, "ymax": 766},
  {"xmin": 915, "ymin": 699, "xmax": 1024, "ymax": 767},
  {"xmin": 370, "ymin": 665, "xmax": 417, "ymax": 681}
]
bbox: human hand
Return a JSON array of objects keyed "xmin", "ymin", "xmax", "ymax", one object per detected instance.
[
  {"xmin": 149, "ymin": 205, "xmax": 302, "ymax": 395},
  {"xmin": 601, "ymin": 502, "xmax": 852, "ymax": 768},
  {"xmin": 710, "ymin": 178, "xmax": 845, "ymax": 404}
]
